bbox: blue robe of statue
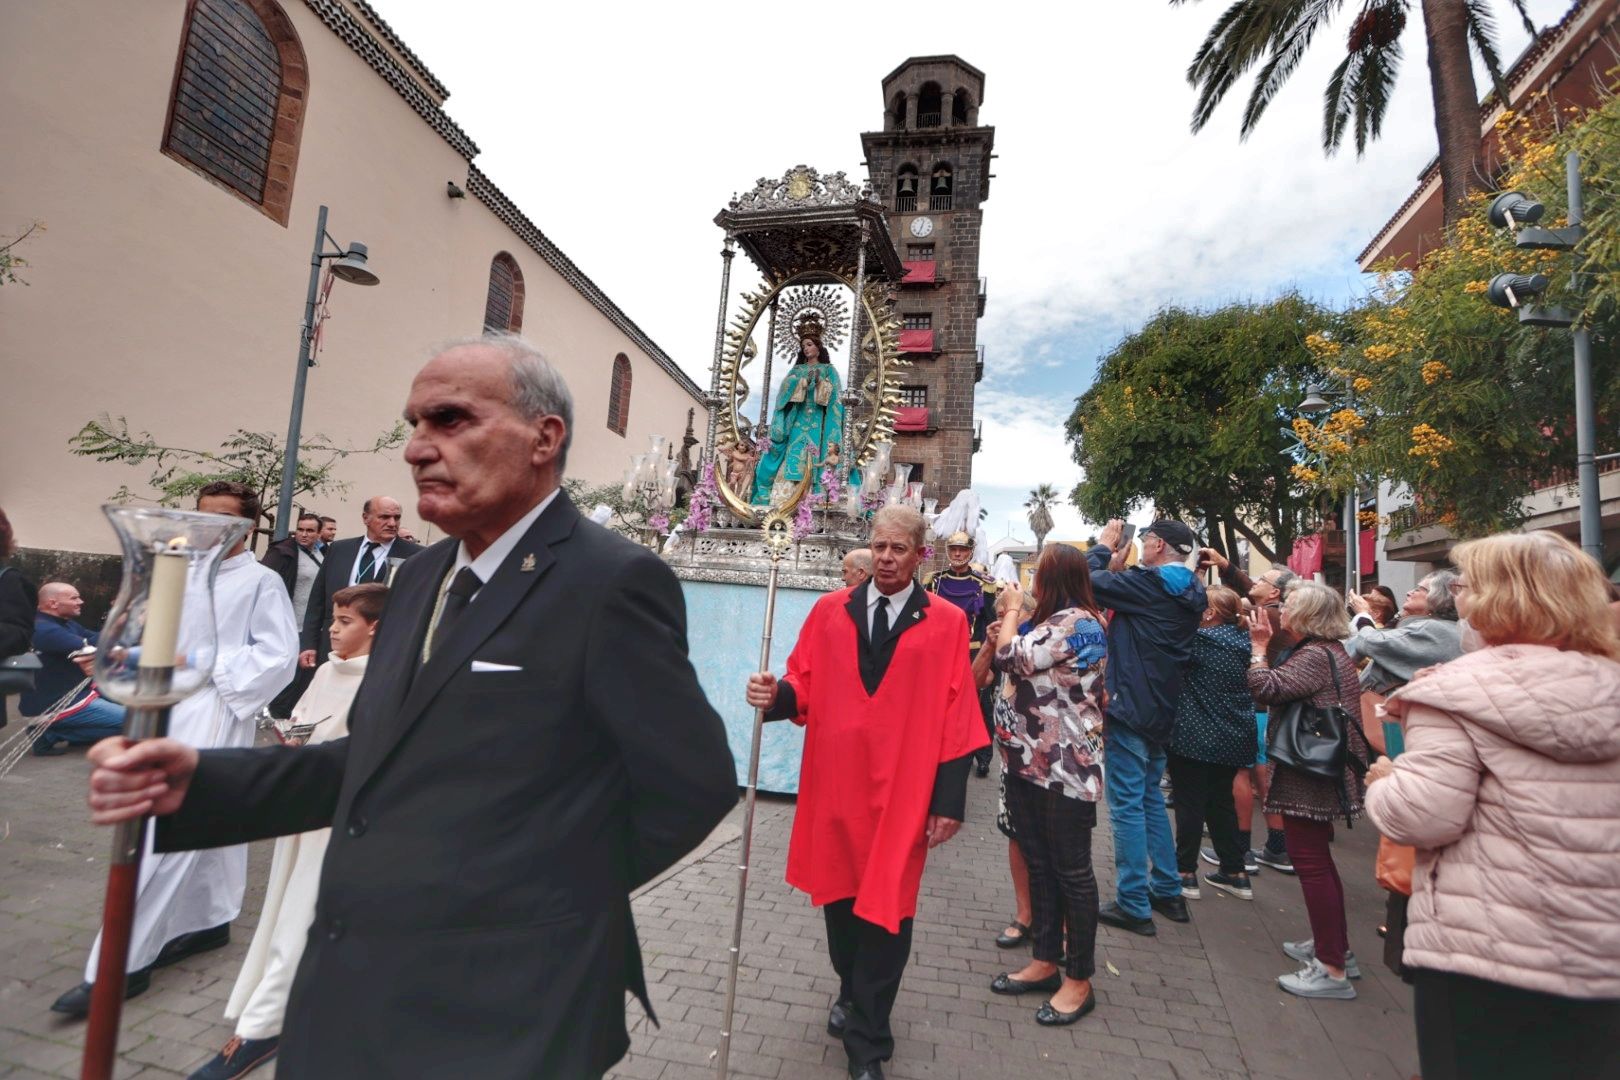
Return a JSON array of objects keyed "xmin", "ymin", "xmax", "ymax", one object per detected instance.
[{"xmin": 751, "ymin": 361, "xmax": 844, "ymax": 504}]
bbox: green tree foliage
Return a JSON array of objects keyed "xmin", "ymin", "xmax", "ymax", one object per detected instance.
[
  {"xmin": 1309, "ymin": 93, "xmax": 1620, "ymax": 538},
  {"xmin": 70, "ymin": 415, "xmax": 408, "ymax": 547},
  {"xmin": 1067, "ymin": 294, "xmax": 1341, "ymax": 562}
]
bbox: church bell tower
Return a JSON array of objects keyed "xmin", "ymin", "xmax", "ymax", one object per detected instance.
[{"xmin": 861, "ymin": 56, "xmax": 994, "ymax": 504}]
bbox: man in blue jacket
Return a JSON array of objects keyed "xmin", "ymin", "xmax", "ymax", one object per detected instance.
[
  {"xmin": 1087, "ymin": 519, "xmax": 1206, "ymax": 935},
  {"xmin": 20, "ymin": 582, "xmax": 125, "ymax": 755}
]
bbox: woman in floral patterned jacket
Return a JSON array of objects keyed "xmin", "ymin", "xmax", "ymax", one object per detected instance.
[{"xmin": 987, "ymin": 544, "xmax": 1107, "ymax": 1028}]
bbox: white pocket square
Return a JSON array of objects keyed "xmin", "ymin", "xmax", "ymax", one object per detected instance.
[{"xmin": 470, "ymin": 660, "xmax": 522, "ymax": 673}]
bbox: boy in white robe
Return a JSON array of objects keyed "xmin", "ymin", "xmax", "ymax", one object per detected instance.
[
  {"xmin": 52, "ymin": 483, "xmax": 298, "ymax": 1017},
  {"xmin": 189, "ymin": 582, "xmax": 384, "ymax": 1080}
]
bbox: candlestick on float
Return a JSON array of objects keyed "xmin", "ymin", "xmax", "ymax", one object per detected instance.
[{"xmin": 81, "ymin": 507, "xmax": 249, "ymax": 1080}]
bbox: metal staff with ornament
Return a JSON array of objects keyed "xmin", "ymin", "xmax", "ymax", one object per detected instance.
[{"xmin": 81, "ymin": 507, "xmax": 251, "ymax": 1080}]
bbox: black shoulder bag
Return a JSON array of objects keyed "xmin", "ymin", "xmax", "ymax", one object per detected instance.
[
  {"xmin": 0, "ymin": 568, "xmax": 41, "ymax": 695},
  {"xmin": 1266, "ymin": 645, "xmax": 1369, "ymax": 778}
]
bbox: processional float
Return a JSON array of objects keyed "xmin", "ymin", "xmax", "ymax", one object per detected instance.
[{"xmin": 671, "ymin": 166, "xmax": 913, "ymax": 1079}]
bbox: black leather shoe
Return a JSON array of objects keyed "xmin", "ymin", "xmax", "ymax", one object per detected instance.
[
  {"xmin": 827, "ymin": 999, "xmax": 850, "ymax": 1037},
  {"xmin": 1035, "ymin": 991, "xmax": 1096, "ymax": 1026},
  {"xmin": 153, "ymin": 923, "xmax": 230, "ymax": 968},
  {"xmin": 995, "ymin": 921, "xmax": 1030, "ymax": 948},
  {"xmin": 32, "ymin": 739, "xmax": 68, "ymax": 756},
  {"xmin": 49, "ymin": 968, "xmax": 152, "ymax": 1018},
  {"xmin": 1150, "ymin": 893, "xmax": 1191, "ymax": 923},
  {"xmin": 848, "ymin": 1062, "xmax": 884, "ymax": 1080},
  {"xmin": 990, "ymin": 970, "xmax": 1062, "ymax": 995},
  {"xmin": 1097, "ymin": 901, "xmax": 1156, "ymax": 936},
  {"xmin": 975, "ymin": 758, "xmax": 991, "ymax": 778}
]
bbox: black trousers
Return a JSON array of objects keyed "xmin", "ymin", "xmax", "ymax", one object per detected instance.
[
  {"xmin": 823, "ymin": 899, "xmax": 913, "ymax": 1067},
  {"xmin": 1412, "ymin": 968, "xmax": 1620, "ymax": 1080},
  {"xmin": 1003, "ymin": 775, "xmax": 1098, "ymax": 980},
  {"xmin": 973, "ymin": 684, "xmax": 994, "ymax": 766},
  {"xmin": 1165, "ymin": 753, "xmax": 1246, "ymax": 874}
]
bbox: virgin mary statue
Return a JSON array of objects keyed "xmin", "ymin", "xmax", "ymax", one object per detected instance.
[{"xmin": 750, "ymin": 331, "xmax": 844, "ymax": 504}]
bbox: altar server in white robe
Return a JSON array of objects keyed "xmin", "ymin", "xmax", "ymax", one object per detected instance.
[
  {"xmin": 52, "ymin": 482, "xmax": 298, "ymax": 1018},
  {"xmin": 181, "ymin": 582, "xmax": 384, "ymax": 1080}
]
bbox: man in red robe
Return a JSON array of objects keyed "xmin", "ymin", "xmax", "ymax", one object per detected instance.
[{"xmin": 747, "ymin": 505, "xmax": 988, "ymax": 1080}]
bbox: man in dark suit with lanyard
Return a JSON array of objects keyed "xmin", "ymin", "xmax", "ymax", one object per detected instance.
[
  {"xmin": 298, "ymin": 496, "xmax": 423, "ymax": 668},
  {"xmin": 83, "ymin": 335, "xmax": 738, "ymax": 1079}
]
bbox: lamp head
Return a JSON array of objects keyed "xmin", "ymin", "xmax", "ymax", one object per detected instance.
[
  {"xmin": 1486, "ymin": 272, "xmax": 1549, "ymax": 310},
  {"xmin": 330, "ymin": 242, "xmax": 380, "ymax": 286},
  {"xmin": 1297, "ymin": 384, "xmax": 1333, "ymax": 413},
  {"xmin": 1487, "ymin": 191, "xmax": 1545, "ymax": 230}
]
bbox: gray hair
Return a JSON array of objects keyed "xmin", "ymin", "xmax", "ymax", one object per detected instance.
[
  {"xmin": 1419, "ymin": 569, "xmax": 1460, "ymax": 620},
  {"xmin": 439, "ymin": 333, "xmax": 574, "ymax": 474},
  {"xmin": 843, "ymin": 548, "xmax": 873, "ymax": 573},
  {"xmin": 1265, "ymin": 565, "xmax": 1299, "ymax": 595},
  {"xmin": 1284, "ymin": 580, "xmax": 1352, "ymax": 641},
  {"xmin": 871, "ymin": 504, "xmax": 927, "ymax": 549}
]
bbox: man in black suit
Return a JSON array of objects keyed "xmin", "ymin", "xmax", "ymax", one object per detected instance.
[
  {"xmin": 298, "ymin": 495, "xmax": 423, "ymax": 668},
  {"xmin": 85, "ymin": 335, "xmax": 738, "ymax": 1079}
]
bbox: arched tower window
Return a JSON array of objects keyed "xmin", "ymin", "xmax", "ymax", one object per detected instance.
[
  {"xmin": 917, "ymin": 82, "xmax": 943, "ymax": 128},
  {"xmin": 952, "ymin": 89, "xmax": 971, "ymax": 126},
  {"xmin": 482, "ymin": 253, "xmax": 526, "ymax": 333},
  {"xmin": 163, "ymin": 0, "xmax": 307, "ymax": 226},
  {"xmin": 889, "ymin": 91, "xmax": 908, "ymax": 131},
  {"xmin": 607, "ymin": 354, "xmax": 632, "ymax": 435},
  {"xmin": 930, "ymin": 163, "xmax": 954, "ymax": 211},
  {"xmin": 894, "ymin": 165, "xmax": 919, "ymax": 212}
]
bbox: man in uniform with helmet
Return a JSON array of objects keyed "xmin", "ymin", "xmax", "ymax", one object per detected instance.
[{"xmin": 925, "ymin": 531, "xmax": 1000, "ymax": 777}]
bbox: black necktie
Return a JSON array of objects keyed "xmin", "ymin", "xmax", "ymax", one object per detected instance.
[
  {"xmin": 873, "ymin": 595, "xmax": 891, "ymax": 642},
  {"xmin": 356, "ymin": 541, "xmax": 381, "ymax": 584},
  {"xmin": 430, "ymin": 567, "xmax": 482, "ymax": 659}
]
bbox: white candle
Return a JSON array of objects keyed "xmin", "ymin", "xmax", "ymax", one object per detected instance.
[{"xmin": 138, "ymin": 540, "xmax": 188, "ymax": 669}]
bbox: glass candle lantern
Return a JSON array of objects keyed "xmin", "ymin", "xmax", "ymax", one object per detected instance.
[{"xmin": 93, "ymin": 506, "xmax": 251, "ymax": 708}]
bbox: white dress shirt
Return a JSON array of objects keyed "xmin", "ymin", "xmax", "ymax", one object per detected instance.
[
  {"xmin": 350, "ymin": 536, "xmax": 397, "ymax": 585},
  {"xmin": 445, "ymin": 488, "xmax": 561, "ymax": 602},
  {"xmin": 866, "ymin": 578, "xmax": 915, "ymax": 636}
]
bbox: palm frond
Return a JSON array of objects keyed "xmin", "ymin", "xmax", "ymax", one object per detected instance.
[
  {"xmin": 1504, "ymin": 0, "xmax": 1537, "ymax": 37},
  {"xmin": 1323, "ymin": 51, "xmax": 1361, "ymax": 152},
  {"xmin": 1186, "ymin": 0, "xmax": 1350, "ymax": 133},
  {"xmin": 1240, "ymin": 0, "xmax": 1341, "ymax": 136},
  {"xmin": 1352, "ymin": 34, "xmax": 1401, "ymax": 154},
  {"xmin": 1465, "ymin": 0, "xmax": 1514, "ymax": 104}
]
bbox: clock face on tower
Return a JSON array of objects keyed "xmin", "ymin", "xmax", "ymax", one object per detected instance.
[{"xmin": 908, "ymin": 216, "xmax": 934, "ymax": 238}]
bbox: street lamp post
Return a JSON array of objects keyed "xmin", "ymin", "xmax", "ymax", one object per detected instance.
[
  {"xmin": 1483, "ymin": 156, "xmax": 1603, "ymax": 563},
  {"xmin": 272, "ymin": 205, "xmax": 380, "ymax": 541}
]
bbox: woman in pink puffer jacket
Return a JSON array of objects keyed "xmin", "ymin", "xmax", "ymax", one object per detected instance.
[{"xmin": 1365, "ymin": 530, "xmax": 1620, "ymax": 1080}]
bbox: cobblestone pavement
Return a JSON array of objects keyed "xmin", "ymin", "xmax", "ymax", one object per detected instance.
[{"xmin": 1, "ymin": 738, "xmax": 1418, "ymax": 1080}]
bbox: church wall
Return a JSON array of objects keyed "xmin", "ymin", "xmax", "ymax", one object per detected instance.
[{"xmin": 0, "ymin": 0, "xmax": 702, "ymax": 560}]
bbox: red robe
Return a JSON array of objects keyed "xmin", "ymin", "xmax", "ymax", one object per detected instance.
[{"xmin": 781, "ymin": 587, "xmax": 990, "ymax": 932}]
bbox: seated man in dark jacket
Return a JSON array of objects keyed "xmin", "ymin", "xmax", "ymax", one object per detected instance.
[
  {"xmin": 21, "ymin": 582, "xmax": 125, "ymax": 755},
  {"xmin": 1086, "ymin": 520, "xmax": 1206, "ymax": 935}
]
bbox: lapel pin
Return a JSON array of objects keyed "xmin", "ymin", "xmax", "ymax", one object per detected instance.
[{"xmin": 520, "ymin": 553, "xmax": 537, "ymax": 572}]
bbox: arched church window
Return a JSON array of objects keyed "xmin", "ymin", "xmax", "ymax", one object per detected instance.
[
  {"xmin": 163, "ymin": 0, "xmax": 307, "ymax": 225},
  {"xmin": 483, "ymin": 253, "xmax": 526, "ymax": 333},
  {"xmin": 952, "ymin": 89, "xmax": 971, "ymax": 126},
  {"xmin": 608, "ymin": 354, "xmax": 632, "ymax": 436},
  {"xmin": 890, "ymin": 92, "xmax": 908, "ymax": 130}
]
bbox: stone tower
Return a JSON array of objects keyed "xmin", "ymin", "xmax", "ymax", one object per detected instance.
[{"xmin": 861, "ymin": 56, "xmax": 994, "ymax": 505}]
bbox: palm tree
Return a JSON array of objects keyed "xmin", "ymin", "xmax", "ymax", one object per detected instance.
[
  {"xmin": 1171, "ymin": 0, "xmax": 1536, "ymax": 227},
  {"xmin": 1026, "ymin": 484, "xmax": 1058, "ymax": 555}
]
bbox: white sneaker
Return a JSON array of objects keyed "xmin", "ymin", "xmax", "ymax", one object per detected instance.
[
  {"xmin": 1278, "ymin": 958, "xmax": 1357, "ymax": 1000},
  {"xmin": 1281, "ymin": 938, "xmax": 1361, "ymax": 979}
]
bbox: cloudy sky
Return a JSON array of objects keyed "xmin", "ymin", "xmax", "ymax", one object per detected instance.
[{"xmin": 374, "ymin": 0, "xmax": 1565, "ymax": 542}]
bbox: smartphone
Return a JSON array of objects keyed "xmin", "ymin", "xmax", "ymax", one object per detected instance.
[
  {"xmin": 1376, "ymin": 704, "xmax": 1405, "ymax": 759},
  {"xmin": 1118, "ymin": 523, "xmax": 1136, "ymax": 548}
]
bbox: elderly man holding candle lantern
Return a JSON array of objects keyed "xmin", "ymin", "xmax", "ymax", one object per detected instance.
[{"xmin": 52, "ymin": 481, "xmax": 298, "ymax": 1017}]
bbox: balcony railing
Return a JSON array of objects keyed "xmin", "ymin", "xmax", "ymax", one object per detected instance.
[
  {"xmin": 975, "ymin": 344, "xmax": 985, "ymax": 383},
  {"xmin": 918, "ymin": 112, "xmax": 942, "ymax": 128},
  {"xmin": 973, "ymin": 419, "xmax": 983, "ymax": 454},
  {"xmin": 929, "ymin": 193, "xmax": 953, "ymax": 211},
  {"xmin": 976, "ymin": 276, "xmax": 987, "ymax": 317},
  {"xmin": 893, "ymin": 194, "xmax": 917, "ymax": 213}
]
